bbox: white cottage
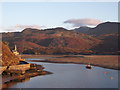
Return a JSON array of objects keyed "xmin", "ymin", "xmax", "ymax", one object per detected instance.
[{"xmin": 12, "ymin": 45, "xmax": 19, "ymax": 55}]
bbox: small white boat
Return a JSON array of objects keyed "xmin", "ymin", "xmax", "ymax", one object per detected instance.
[{"xmin": 86, "ymin": 64, "xmax": 92, "ymax": 69}]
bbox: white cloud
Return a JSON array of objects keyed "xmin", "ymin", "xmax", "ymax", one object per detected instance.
[
  {"xmin": 0, "ymin": 24, "xmax": 46, "ymax": 32},
  {"xmin": 15, "ymin": 24, "xmax": 41, "ymax": 29},
  {"xmin": 64, "ymin": 18, "xmax": 102, "ymax": 27}
]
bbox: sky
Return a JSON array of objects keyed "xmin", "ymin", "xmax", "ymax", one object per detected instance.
[{"xmin": 0, "ymin": 2, "xmax": 119, "ymax": 32}]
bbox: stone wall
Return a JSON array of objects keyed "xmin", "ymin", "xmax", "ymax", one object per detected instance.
[{"xmin": 8, "ymin": 64, "xmax": 30, "ymax": 71}]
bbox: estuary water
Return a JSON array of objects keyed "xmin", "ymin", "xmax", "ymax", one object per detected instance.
[{"xmin": 9, "ymin": 58, "xmax": 118, "ymax": 88}]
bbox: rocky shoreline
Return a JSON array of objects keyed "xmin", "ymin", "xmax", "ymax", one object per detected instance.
[
  {"xmin": 2, "ymin": 64, "xmax": 52, "ymax": 89},
  {"xmin": 1, "ymin": 42, "xmax": 53, "ymax": 89}
]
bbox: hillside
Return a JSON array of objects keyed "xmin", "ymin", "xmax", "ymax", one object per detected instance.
[
  {"xmin": 2, "ymin": 22, "xmax": 119, "ymax": 55},
  {"xmin": 2, "ymin": 27, "xmax": 101, "ymax": 55},
  {"xmin": 74, "ymin": 26, "xmax": 91, "ymax": 34},
  {"xmin": 0, "ymin": 42, "xmax": 20, "ymax": 66},
  {"xmin": 74, "ymin": 22, "xmax": 119, "ymax": 35},
  {"xmin": 91, "ymin": 34, "xmax": 119, "ymax": 54},
  {"xmin": 74, "ymin": 22, "xmax": 119, "ymax": 54}
]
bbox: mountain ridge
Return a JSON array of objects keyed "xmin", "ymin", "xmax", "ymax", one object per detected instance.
[
  {"xmin": 2, "ymin": 22, "xmax": 119, "ymax": 55},
  {"xmin": 74, "ymin": 22, "xmax": 119, "ymax": 35}
]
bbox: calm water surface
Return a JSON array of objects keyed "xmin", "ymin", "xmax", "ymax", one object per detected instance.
[
  {"xmin": 25, "ymin": 58, "xmax": 45, "ymax": 60},
  {"xmin": 9, "ymin": 58, "xmax": 118, "ymax": 88}
]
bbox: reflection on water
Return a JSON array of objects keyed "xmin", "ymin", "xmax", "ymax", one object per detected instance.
[
  {"xmin": 2, "ymin": 78, "xmax": 30, "ymax": 88},
  {"xmin": 6, "ymin": 58, "xmax": 119, "ymax": 88}
]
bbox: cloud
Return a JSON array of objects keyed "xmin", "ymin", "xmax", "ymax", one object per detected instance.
[
  {"xmin": 0, "ymin": 25, "xmax": 46, "ymax": 32},
  {"xmin": 0, "ymin": 26, "xmax": 21, "ymax": 32},
  {"xmin": 64, "ymin": 18, "xmax": 102, "ymax": 27},
  {"xmin": 15, "ymin": 24, "xmax": 42, "ymax": 29}
]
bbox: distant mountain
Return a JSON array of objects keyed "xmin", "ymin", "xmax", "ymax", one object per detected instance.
[
  {"xmin": 74, "ymin": 22, "xmax": 119, "ymax": 35},
  {"xmin": 2, "ymin": 22, "xmax": 119, "ymax": 55},
  {"xmin": 74, "ymin": 26, "xmax": 91, "ymax": 34},
  {"xmin": 2, "ymin": 27, "xmax": 101, "ymax": 55},
  {"xmin": 73, "ymin": 22, "xmax": 119, "ymax": 54}
]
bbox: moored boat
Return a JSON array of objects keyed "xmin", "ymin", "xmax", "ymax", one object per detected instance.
[{"xmin": 86, "ymin": 64, "xmax": 92, "ymax": 69}]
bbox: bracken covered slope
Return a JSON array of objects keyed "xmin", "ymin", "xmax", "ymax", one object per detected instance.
[{"xmin": 0, "ymin": 42, "xmax": 20, "ymax": 66}]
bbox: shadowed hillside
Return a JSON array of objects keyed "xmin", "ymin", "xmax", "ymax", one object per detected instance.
[
  {"xmin": 74, "ymin": 22, "xmax": 119, "ymax": 54},
  {"xmin": 91, "ymin": 34, "xmax": 119, "ymax": 54},
  {"xmin": 74, "ymin": 22, "xmax": 119, "ymax": 35}
]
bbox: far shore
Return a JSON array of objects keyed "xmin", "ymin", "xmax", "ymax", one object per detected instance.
[{"xmin": 21, "ymin": 54, "xmax": 120, "ymax": 70}]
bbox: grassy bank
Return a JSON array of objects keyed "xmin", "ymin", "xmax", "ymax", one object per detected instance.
[{"xmin": 21, "ymin": 55, "xmax": 119, "ymax": 70}]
